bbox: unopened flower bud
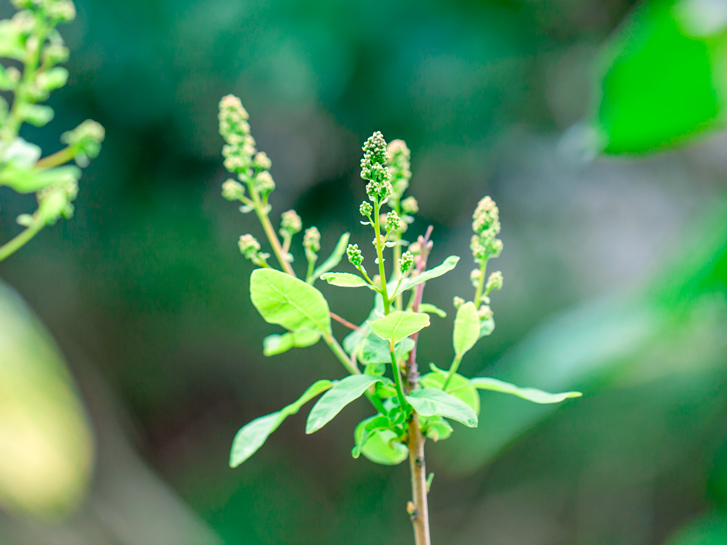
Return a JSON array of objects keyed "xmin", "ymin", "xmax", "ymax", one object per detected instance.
[
  {"xmin": 252, "ymin": 151, "xmax": 272, "ymax": 170},
  {"xmin": 347, "ymin": 243, "xmax": 364, "ymax": 267},
  {"xmin": 399, "ymin": 250, "xmax": 414, "ymax": 273},
  {"xmin": 470, "ymin": 269, "xmax": 482, "ymax": 288},
  {"xmin": 359, "ymin": 201, "xmax": 373, "ymax": 217},
  {"xmin": 486, "ymin": 271, "xmax": 503, "ymax": 292},
  {"xmin": 254, "ymin": 171, "xmax": 275, "ymax": 195},
  {"xmin": 303, "ymin": 226, "xmax": 321, "ymax": 254},
  {"xmin": 386, "ymin": 211, "xmax": 401, "ymax": 232},
  {"xmin": 280, "ymin": 210, "xmax": 302, "ymax": 236},
  {"xmin": 453, "ymin": 296, "xmax": 465, "ymax": 309},
  {"xmin": 478, "ymin": 305, "xmax": 493, "ymax": 320},
  {"xmin": 222, "ymin": 179, "xmax": 245, "ymax": 201},
  {"xmin": 401, "ymin": 196, "xmax": 419, "ymax": 215},
  {"xmin": 238, "ymin": 234, "xmax": 261, "ymax": 258}
]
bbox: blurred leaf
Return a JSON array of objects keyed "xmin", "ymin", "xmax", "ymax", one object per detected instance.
[
  {"xmin": 592, "ymin": 0, "xmax": 727, "ymax": 154},
  {"xmin": 0, "ymin": 282, "xmax": 94, "ymax": 518},
  {"xmin": 359, "ymin": 335, "xmax": 414, "ymax": 364},
  {"xmin": 467, "ymin": 377, "xmax": 582, "ymax": 404},
  {"xmin": 453, "ymin": 301, "xmax": 480, "ymax": 358},
  {"xmin": 320, "ymin": 272, "xmax": 372, "ymax": 289},
  {"xmin": 421, "ymin": 371, "xmax": 480, "ymax": 415},
  {"xmin": 354, "ymin": 417, "xmax": 408, "ymax": 466},
  {"xmin": 230, "ymin": 379, "xmax": 333, "ymax": 468},
  {"xmin": 262, "ymin": 329, "xmax": 321, "ymax": 356},
  {"xmin": 393, "ymin": 256, "xmax": 460, "ymax": 297},
  {"xmin": 250, "ymin": 268, "xmax": 332, "ymax": 335},
  {"xmin": 369, "ymin": 311, "xmax": 430, "ymax": 344},
  {"xmin": 418, "ymin": 303, "xmax": 447, "ymax": 318},
  {"xmin": 664, "ymin": 513, "xmax": 727, "ymax": 545},
  {"xmin": 406, "ymin": 388, "xmax": 478, "ymax": 427},
  {"xmin": 310, "ymin": 233, "xmax": 350, "ymax": 282},
  {"xmin": 306, "ymin": 375, "xmax": 389, "ymax": 434},
  {"xmin": 351, "ymin": 415, "xmax": 390, "ymax": 458}
]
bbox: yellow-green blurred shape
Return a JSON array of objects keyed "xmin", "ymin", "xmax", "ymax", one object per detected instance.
[{"xmin": 0, "ymin": 281, "xmax": 94, "ymax": 518}]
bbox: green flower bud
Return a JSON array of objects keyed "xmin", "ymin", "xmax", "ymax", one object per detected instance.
[
  {"xmin": 399, "ymin": 250, "xmax": 414, "ymax": 273},
  {"xmin": 222, "ymin": 179, "xmax": 245, "ymax": 201},
  {"xmin": 253, "ymin": 151, "xmax": 272, "ymax": 170},
  {"xmin": 478, "ymin": 305, "xmax": 493, "ymax": 320},
  {"xmin": 387, "ymin": 139, "xmax": 411, "ymax": 202},
  {"xmin": 486, "ymin": 271, "xmax": 503, "ymax": 292},
  {"xmin": 347, "ymin": 243, "xmax": 364, "ymax": 267},
  {"xmin": 303, "ymin": 226, "xmax": 321, "ymax": 254},
  {"xmin": 470, "ymin": 269, "xmax": 481, "ymax": 288},
  {"xmin": 359, "ymin": 201, "xmax": 373, "ymax": 218},
  {"xmin": 254, "ymin": 171, "xmax": 275, "ymax": 195},
  {"xmin": 386, "ymin": 210, "xmax": 401, "ymax": 232},
  {"xmin": 61, "ymin": 119, "xmax": 105, "ymax": 167},
  {"xmin": 238, "ymin": 234, "xmax": 261, "ymax": 258},
  {"xmin": 280, "ymin": 209, "xmax": 302, "ymax": 236},
  {"xmin": 401, "ymin": 196, "xmax": 418, "ymax": 215},
  {"xmin": 453, "ymin": 296, "xmax": 465, "ymax": 309}
]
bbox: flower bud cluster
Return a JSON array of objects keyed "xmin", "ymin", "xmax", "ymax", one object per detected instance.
[
  {"xmin": 280, "ymin": 209, "xmax": 302, "ymax": 237},
  {"xmin": 60, "ymin": 119, "xmax": 104, "ymax": 167},
  {"xmin": 303, "ymin": 226, "xmax": 320, "ymax": 260},
  {"xmin": 359, "ymin": 201, "xmax": 373, "ymax": 218},
  {"xmin": 238, "ymin": 234, "xmax": 269, "ymax": 267},
  {"xmin": 399, "ymin": 250, "xmax": 414, "ymax": 274},
  {"xmin": 401, "ymin": 196, "xmax": 418, "ymax": 215},
  {"xmin": 386, "ymin": 139, "xmax": 411, "ymax": 206},
  {"xmin": 470, "ymin": 196, "xmax": 503, "ymax": 262},
  {"xmin": 346, "ymin": 243, "xmax": 364, "ymax": 268},
  {"xmin": 386, "ymin": 211, "xmax": 401, "ymax": 232},
  {"xmin": 360, "ymin": 132, "xmax": 392, "ymax": 202},
  {"xmin": 486, "ymin": 271, "xmax": 503, "ymax": 292},
  {"xmin": 222, "ymin": 179, "xmax": 245, "ymax": 201}
]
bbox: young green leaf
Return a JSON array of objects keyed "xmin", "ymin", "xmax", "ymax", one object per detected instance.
[
  {"xmin": 354, "ymin": 417, "xmax": 408, "ymax": 465},
  {"xmin": 453, "ymin": 301, "xmax": 480, "ymax": 358},
  {"xmin": 306, "ymin": 375, "xmax": 390, "ymax": 434},
  {"xmin": 250, "ymin": 268, "xmax": 332, "ymax": 335},
  {"xmin": 392, "ymin": 255, "xmax": 459, "ymax": 297},
  {"xmin": 360, "ymin": 335, "xmax": 415, "ymax": 365},
  {"xmin": 310, "ymin": 232, "xmax": 350, "ymax": 281},
  {"xmin": 467, "ymin": 378, "xmax": 582, "ymax": 404},
  {"xmin": 230, "ymin": 380, "xmax": 333, "ymax": 467},
  {"xmin": 369, "ymin": 311, "xmax": 430, "ymax": 345},
  {"xmin": 406, "ymin": 388, "xmax": 478, "ymax": 427},
  {"xmin": 418, "ymin": 303, "xmax": 447, "ymax": 318},
  {"xmin": 351, "ymin": 415, "xmax": 390, "ymax": 458},
  {"xmin": 320, "ymin": 272, "xmax": 373, "ymax": 289},
  {"xmin": 420, "ymin": 372, "xmax": 480, "ymax": 415},
  {"xmin": 420, "ymin": 415, "xmax": 454, "ymax": 442},
  {"xmin": 263, "ymin": 329, "xmax": 321, "ymax": 356},
  {"xmin": 479, "ymin": 315, "xmax": 495, "ymax": 338}
]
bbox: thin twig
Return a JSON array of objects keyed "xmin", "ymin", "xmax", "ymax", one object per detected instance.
[{"xmin": 330, "ymin": 311, "xmax": 360, "ymax": 331}]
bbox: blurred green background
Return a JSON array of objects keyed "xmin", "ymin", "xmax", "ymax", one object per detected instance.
[{"xmin": 2, "ymin": 0, "xmax": 727, "ymax": 543}]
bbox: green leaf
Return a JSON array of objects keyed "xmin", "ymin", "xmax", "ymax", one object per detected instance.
[
  {"xmin": 230, "ymin": 380, "xmax": 333, "ymax": 467},
  {"xmin": 353, "ymin": 417, "xmax": 408, "ymax": 465},
  {"xmin": 479, "ymin": 315, "xmax": 495, "ymax": 338},
  {"xmin": 420, "ymin": 415, "xmax": 453, "ymax": 442},
  {"xmin": 453, "ymin": 302, "xmax": 480, "ymax": 358},
  {"xmin": 310, "ymin": 232, "xmax": 350, "ymax": 282},
  {"xmin": 591, "ymin": 0, "xmax": 727, "ymax": 154},
  {"xmin": 369, "ymin": 311, "xmax": 430, "ymax": 345},
  {"xmin": 393, "ymin": 256, "xmax": 459, "ymax": 297},
  {"xmin": 467, "ymin": 377, "xmax": 582, "ymax": 404},
  {"xmin": 263, "ymin": 329, "xmax": 321, "ymax": 356},
  {"xmin": 420, "ymin": 372, "xmax": 480, "ymax": 415},
  {"xmin": 320, "ymin": 272, "xmax": 373, "ymax": 289},
  {"xmin": 351, "ymin": 415, "xmax": 390, "ymax": 458},
  {"xmin": 418, "ymin": 303, "xmax": 447, "ymax": 318},
  {"xmin": 306, "ymin": 375, "xmax": 389, "ymax": 434},
  {"xmin": 360, "ymin": 335, "xmax": 415, "ymax": 364},
  {"xmin": 250, "ymin": 268, "xmax": 332, "ymax": 335},
  {"xmin": 406, "ymin": 388, "xmax": 478, "ymax": 427}
]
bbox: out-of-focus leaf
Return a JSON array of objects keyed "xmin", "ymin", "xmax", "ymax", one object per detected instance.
[
  {"xmin": 420, "ymin": 371, "xmax": 480, "ymax": 415},
  {"xmin": 306, "ymin": 375, "xmax": 389, "ymax": 434},
  {"xmin": 262, "ymin": 329, "xmax": 321, "ymax": 356},
  {"xmin": 392, "ymin": 256, "xmax": 460, "ymax": 297},
  {"xmin": 250, "ymin": 268, "xmax": 332, "ymax": 335},
  {"xmin": 0, "ymin": 282, "xmax": 94, "ymax": 518},
  {"xmin": 467, "ymin": 377, "xmax": 582, "ymax": 404},
  {"xmin": 320, "ymin": 272, "xmax": 372, "ymax": 289},
  {"xmin": 230, "ymin": 380, "xmax": 333, "ymax": 468},
  {"xmin": 359, "ymin": 335, "xmax": 414, "ymax": 364},
  {"xmin": 310, "ymin": 233, "xmax": 350, "ymax": 282},
  {"xmin": 418, "ymin": 303, "xmax": 447, "ymax": 318},
  {"xmin": 453, "ymin": 302, "xmax": 480, "ymax": 358},
  {"xmin": 591, "ymin": 0, "xmax": 727, "ymax": 154}
]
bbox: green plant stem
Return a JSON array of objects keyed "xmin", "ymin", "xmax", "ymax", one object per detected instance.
[
  {"xmin": 35, "ymin": 146, "xmax": 75, "ymax": 169},
  {"xmin": 305, "ymin": 255, "xmax": 316, "ymax": 282},
  {"xmin": 373, "ymin": 200, "xmax": 390, "ymax": 313},
  {"xmin": 473, "ymin": 256, "xmax": 489, "ymax": 306},
  {"xmin": 390, "ymin": 347, "xmax": 410, "ymax": 414},
  {"xmin": 0, "ymin": 221, "xmax": 44, "ymax": 263},
  {"xmin": 249, "ymin": 187, "xmax": 296, "ymax": 277},
  {"xmin": 442, "ymin": 355, "xmax": 462, "ymax": 391}
]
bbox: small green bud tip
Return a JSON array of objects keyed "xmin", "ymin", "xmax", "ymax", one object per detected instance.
[
  {"xmin": 346, "ymin": 243, "xmax": 364, "ymax": 267},
  {"xmin": 401, "ymin": 196, "xmax": 418, "ymax": 215},
  {"xmin": 399, "ymin": 250, "xmax": 414, "ymax": 273},
  {"xmin": 486, "ymin": 271, "xmax": 503, "ymax": 291},
  {"xmin": 359, "ymin": 201, "xmax": 373, "ymax": 217},
  {"xmin": 280, "ymin": 210, "xmax": 302, "ymax": 236},
  {"xmin": 238, "ymin": 234, "xmax": 261, "ymax": 258},
  {"xmin": 386, "ymin": 211, "xmax": 401, "ymax": 232},
  {"xmin": 221, "ymin": 179, "xmax": 245, "ymax": 201},
  {"xmin": 303, "ymin": 227, "xmax": 321, "ymax": 253},
  {"xmin": 478, "ymin": 305, "xmax": 493, "ymax": 320},
  {"xmin": 453, "ymin": 296, "xmax": 465, "ymax": 309}
]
